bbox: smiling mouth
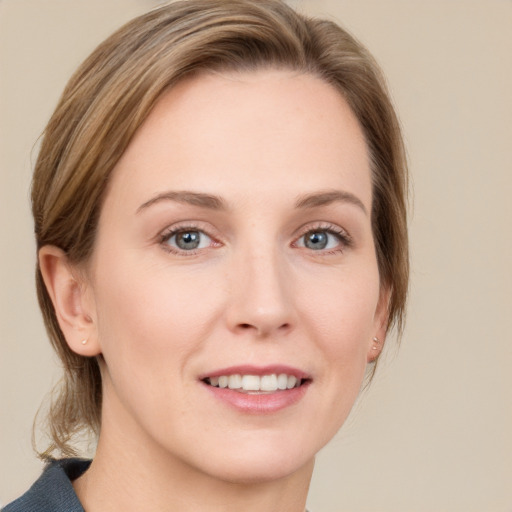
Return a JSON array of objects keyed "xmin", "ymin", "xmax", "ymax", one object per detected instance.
[{"xmin": 203, "ymin": 373, "xmax": 307, "ymax": 393}]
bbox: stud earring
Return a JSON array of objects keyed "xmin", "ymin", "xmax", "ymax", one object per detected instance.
[
  {"xmin": 81, "ymin": 339, "xmax": 88, "ymax": 345},
  {"xmin": 372, "ymin": 336, "xmax": 379, "ymax": 350}
]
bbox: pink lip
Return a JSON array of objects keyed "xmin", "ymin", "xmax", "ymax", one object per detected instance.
[
  {"xmin": 199, "ymin": 365, "xmax": 311, "ymax": 414},
  {"xmin": 199, "ymin": 364, "xmax": 309, "ymax": 380}
]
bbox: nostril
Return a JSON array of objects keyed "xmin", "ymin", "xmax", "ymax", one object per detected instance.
[
  {"xmin": 233, "ymin": 319, "xmax": 293, "ymax": 336},
  {"xmin": 236, "ymin": 322, "xmax": 291, "ymax": 333}
]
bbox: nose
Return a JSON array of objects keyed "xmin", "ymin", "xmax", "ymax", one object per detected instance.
[{"xmin": 225, "ymin": 245, "xmax": 295, "ymax": 338}]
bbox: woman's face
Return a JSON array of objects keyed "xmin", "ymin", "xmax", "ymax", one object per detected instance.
[{"xmin": 82, "ymin": 70, "xmax": 387, "ymax": 482}]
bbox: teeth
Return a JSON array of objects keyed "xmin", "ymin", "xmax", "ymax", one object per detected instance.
[
  {"xmin": 287, "ymin": 375, "xmax": 297, "ymax": 389},
  {"xmin": 207, "ymin": 373, "xmax": 302, "ymax": 392},
  {"xmin": 277, "ymin": 374, "xmax": 288, "ymax": 390},
  {"xmin": 260, "ymin": 374, "xmax": 278, "ymax": 391},
  {"xmin": 242, "ymin": 375, "xmax": 260, "ymax": 391},
  {"xmin": 228, "ymin": 374, "xmax": 242, "ymax": 389}
]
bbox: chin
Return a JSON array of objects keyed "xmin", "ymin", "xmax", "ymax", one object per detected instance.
[
  {"xmin": 205, "ymin": 453, "xmax": 314, "ymax": 485},
  {"xmin": 178, "ymin": 432, "xmax": 318, "ymax": 485}
]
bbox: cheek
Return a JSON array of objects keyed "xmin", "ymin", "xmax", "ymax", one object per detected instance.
[
  {"xmin": 298, "ymin": 266, "xmax": 380, "ymax": 348},
  {"xmin": 91, "ymin": 256, "xmax": 224, "ymax": 382},
  {"xmin": 295, "ymin": 263, "xmax": 380, "ymax": 404},
  {"xmin": 286, "ymin": 267, "xmax": 381, "ymax": 448}
]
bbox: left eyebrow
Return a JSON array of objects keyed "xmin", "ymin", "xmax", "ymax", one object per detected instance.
[
  {"xmin": 137, "ymin": 190, "xmax": 228, "ymax": 213},
  {"xmin": 294, "ymin": 190, "xmax": 368, "ymax": 215}
]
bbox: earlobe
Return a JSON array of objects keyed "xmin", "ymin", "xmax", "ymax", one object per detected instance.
[
  {"xmin": 38, "ymin": 245, "xmax": 101, "ymax": 356},
  {"xmin": 367, "ymin": 286, "xmax": 391, "ymax": 363},
  {"xmin": 367, "ymin": 336, "xmax": 383, "ymax": 362}
]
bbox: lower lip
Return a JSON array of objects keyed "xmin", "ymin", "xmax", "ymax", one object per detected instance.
[{"xmin": 202, "ymin": 382, "xmax": 310, "ymax": 414}]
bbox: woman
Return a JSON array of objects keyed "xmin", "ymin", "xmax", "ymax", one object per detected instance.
[{"xmin": 3, "ymin": 0, "xmax": 408, "ymax": 510}]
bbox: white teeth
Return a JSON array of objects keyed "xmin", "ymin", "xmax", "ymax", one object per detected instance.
[
  {"xmin": 277, "ymin": 373, "xmax": 288, "ymax": 390},
  {"xmin": 286, "ymin": 375, "xmax": 297, "ymax": 389},
  {"xmin": 242, "ymin": 375, "xmax": 260, "ymax": 391},
  {"xmin": 260, "ymin": 374, "xmax": 278, "ymax": 391},
  {"xmin": 207, "ymin": 373, "xmax": 303, "ymax": 392},
  {"xmin": 228, "ymin": 374, "xmax": 242, "ymax": 389}
]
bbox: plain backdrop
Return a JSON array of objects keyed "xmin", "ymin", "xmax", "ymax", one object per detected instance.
[{"xmin": 1, "ymin": 1, "xmax": 511, "ymax": 510}]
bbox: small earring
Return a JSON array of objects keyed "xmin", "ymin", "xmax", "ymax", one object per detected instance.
[
  {"xmin": 372, "ymin": 336, "xmax": 379, "ymax": 350},
  {"xmin": 81, "ymin": 339, "xmax": 88, "ymax": 345}
]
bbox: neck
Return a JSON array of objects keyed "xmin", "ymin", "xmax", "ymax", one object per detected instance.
[
  {"xmin": 73, "ymin": 399, "xmax": 314, "ymax": 512},
  {"xmin": 75, "ymin": 440, "xmax": 313, "ymax": 512}
]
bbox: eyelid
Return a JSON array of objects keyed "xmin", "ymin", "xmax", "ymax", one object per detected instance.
[
  {"xmin": 158, "ymin": 221, "xmax": 222, "ymax": 255},
  {"xmin": 292, "ymin": 222, "xmax": 353, "ymax": 251},
  {"xmin": 156, "ymin": 220, "xmax": 352, "ymax": 256}
]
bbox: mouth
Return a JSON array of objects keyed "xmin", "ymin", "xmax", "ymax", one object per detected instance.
[
  {"xmin": 203, "ymin": 373, "xmax": 307, "ymax": 394},
  {"xmin": 200, "ymin": 367, "xmax": 311, "ymax": 413}
]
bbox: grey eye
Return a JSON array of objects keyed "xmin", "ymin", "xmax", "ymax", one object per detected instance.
[
  {"xmin": 304, "ymin": 231, "xmax": 328, "ymax": 250},
  {"xmin": 167, "ymin": 230, "xmax": 212, "ymax": 251},
  {"xmin": 175, "ymin": 231, "xmax": 201, "ymax": 250},
  {"xmin": 297, "ymin": 229, "xmax": 343, "ymax": 251}
]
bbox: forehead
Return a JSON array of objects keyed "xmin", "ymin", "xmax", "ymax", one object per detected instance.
[{"xmin": 106, "ymin": 69, "xmax": 372, "ymax": 211}]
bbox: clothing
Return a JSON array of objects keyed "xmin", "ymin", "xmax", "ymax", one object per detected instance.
[
  {"xmin": 3, "ymin": 459, "xmax": 312, "ymax": 511},
  {"xmin": 2, "ymin": 459, "xmax": 90, "ymax": 512}
]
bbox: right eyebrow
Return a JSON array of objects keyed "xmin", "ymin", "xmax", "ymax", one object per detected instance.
[
  {"xmin": 294, "ymin": 189, "xmax": 368, "ymax": 215},
  {"xmin": 136, "ymin": 190, "xmax": 227, "ymax": 214}
]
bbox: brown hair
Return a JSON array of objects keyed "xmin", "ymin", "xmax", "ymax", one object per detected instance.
[{"xmin": 32, "ymin": 0, "xmax": 408, "ymax": 458}]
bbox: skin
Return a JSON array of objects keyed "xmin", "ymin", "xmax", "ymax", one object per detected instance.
[{"xmin": 40, "ymin": 69, "xmax": 388, "ymax": 512}]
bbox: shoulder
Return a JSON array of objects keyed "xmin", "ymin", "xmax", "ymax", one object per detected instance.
[{"xmin": 2, "ymin": 459, "xmax": 91, "ymax": 512}]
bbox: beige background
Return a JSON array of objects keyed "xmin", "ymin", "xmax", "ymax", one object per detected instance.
[{"xmin": 1, "ymin": 0, "xmax": 511, "ymax": 510}]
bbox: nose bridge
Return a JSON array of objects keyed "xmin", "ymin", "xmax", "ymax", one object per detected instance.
[{"xmin": 226, "ymin": 234, "xmax": 294, "ymax": 337}]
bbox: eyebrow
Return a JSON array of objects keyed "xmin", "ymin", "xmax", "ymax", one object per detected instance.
[
  {"xmin": 137, "ymin": 189, "xmax": 367, "ymax": 215},
  {"xmin": 137, "ymin": 191, "xmax": 227, "ymax": 213},
  {"xmin": 294, "ymin": 190, "xmax": 368, "ymax": 215}
]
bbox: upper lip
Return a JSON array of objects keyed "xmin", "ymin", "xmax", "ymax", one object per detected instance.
[{"xmin": 199, "ymin": 364, "xmax": 310, "ymax": 380}]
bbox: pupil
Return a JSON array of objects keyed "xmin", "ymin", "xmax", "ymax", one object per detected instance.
[
  {"xmin": 176, "ymin": 231, "xmax": 200, "ymax": 250},
  {"xmin": 305, "ymin": 231, "xmax": 327, "ymax": 250}
]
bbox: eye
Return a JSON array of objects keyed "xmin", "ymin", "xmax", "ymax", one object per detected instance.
[
  {"xmin": 163, "ymin": 228, "xmax": 213, "ymax": 252},
  {"xmin": 301, "ymin": 230, "xmax": 337, "ymax": 250},
  {"xmin": 294, "ymin": 226, "xmax": 351, "ymax": 252}
]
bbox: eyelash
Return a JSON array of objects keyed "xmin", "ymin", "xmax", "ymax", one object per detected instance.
[
  {"xmin": 293, "ymin": 222, "xmax": 353, "ymax": 255},
  {"xmin": 158, "ymin": 222, "xmax": 352, "ymax": 256},
  {"xmin": 158, "ymin": 223, "xmax": 220, "ymax": 256}
]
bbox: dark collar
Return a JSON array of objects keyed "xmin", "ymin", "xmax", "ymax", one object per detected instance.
[{"xmin": 3, "ymin": 459, "xmax": 90, "ymax": 512}]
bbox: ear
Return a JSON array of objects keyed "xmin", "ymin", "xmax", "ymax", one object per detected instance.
[
  {"xmin": 39, "ymin": 245, "xmax": 101, "ymax": 356},
  {"xmin": 367, "ymin": 285, "xmax": 391, "ymax": 363}
]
